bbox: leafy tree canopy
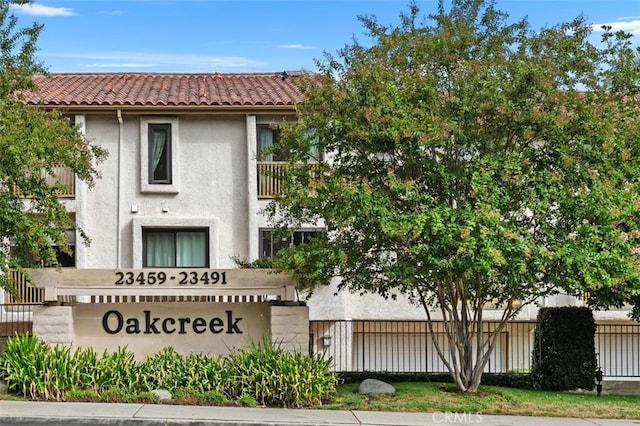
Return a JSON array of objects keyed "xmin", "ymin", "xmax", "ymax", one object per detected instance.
[
  {"xmin": 267, "ymin": 0, "xmax": 640, "ymax": 392},
  {"xmin": 0, "ymin": 0, "xmax": 107, "ymax": 290}
]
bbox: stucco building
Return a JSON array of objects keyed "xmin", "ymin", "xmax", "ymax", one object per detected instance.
[{"xmin": 2, "ymin": 72, "xmax": 638, "ymax": 376}]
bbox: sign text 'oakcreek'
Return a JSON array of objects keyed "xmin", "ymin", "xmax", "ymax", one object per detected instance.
[{"xmin": 102, "ymin": 309, "xmax": 243, "ymax": 335}]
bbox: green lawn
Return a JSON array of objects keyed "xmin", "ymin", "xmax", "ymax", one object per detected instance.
[
  {"xmin": 319, "ymin": 382, "xmax": 640, "ymax": 419},
  {"xmin": 3, "ymin": 379, "xmax": 639, "ymax": 418}
]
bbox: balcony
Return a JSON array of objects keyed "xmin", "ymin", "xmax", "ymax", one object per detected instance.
[
  {"xmin": 257, "ymin": 161, "xmax": 321, "ymax": 199},
  {"xmin": 43, "ymin": 164, "xmax": 75, "ymax": 198},
  {"xmin": 14, "ymin": 164, "xmax": 75, "ymax": 199},
  {"xmin": 3, "ymin": 270, "xmax": 44, "ymax": 304},
  {"xmin": 257, "ymin": 161, "xmax": 288, "ymax": 199}
]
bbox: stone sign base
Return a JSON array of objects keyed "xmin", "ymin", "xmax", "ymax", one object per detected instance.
[{"xmin": 33, "ymin": 302, "xmax": 309, "ymax": 359}]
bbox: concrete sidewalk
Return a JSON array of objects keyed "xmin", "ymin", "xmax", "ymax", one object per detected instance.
[{"xmin": 2, "ymin": 401, "xmax": 640, "ymax": 426}]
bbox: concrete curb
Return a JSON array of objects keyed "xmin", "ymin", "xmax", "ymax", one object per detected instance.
[{"xmin": 3, "ymin": 401, "xmax": 640, "ymax": 426}]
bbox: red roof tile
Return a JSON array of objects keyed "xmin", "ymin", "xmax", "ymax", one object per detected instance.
[{"xmin": 25, "ymin": 72, "xmax": 305, "ymax": 109}]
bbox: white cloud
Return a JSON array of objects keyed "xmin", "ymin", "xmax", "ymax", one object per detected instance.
[
  {"xmin": 592, "ymin": 20, "xmax": 640, "ymax": 35},
  {"xmin": 89, "ymin": 63, "xmax": 157, "ymax": 69},
  {"xmin": 279, "ymin": 44, "xmax": 314, "ymax": 49},
  {"xmin": 99, "ymin": 10, "xmax": 127, "ymax": 16},
  {"xmin": 41, "ymin": 51, "xmax": 266, "ymax": 70},
  {"xmin": 10, "ymin": 3, "xmax": 74, "ymax": 17}
]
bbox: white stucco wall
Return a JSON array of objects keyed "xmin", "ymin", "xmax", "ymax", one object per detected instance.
[
  {"xmin": 68, "ymin": 110, "xmax": 636, "ymax": 324},
  {"xmin": 79, "ymin": 113, "xmax": 254, "ymax": 269}
]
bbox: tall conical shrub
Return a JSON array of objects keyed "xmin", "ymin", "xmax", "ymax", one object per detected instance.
[{"xmin": 532, "ymin": 306, "xmax": 596, "ymax": 390}]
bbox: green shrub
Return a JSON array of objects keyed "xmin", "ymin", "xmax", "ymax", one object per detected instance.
[
  {"xmin": 225, "ymin": 338, "xmax": 337, "ymax": 407},
  {"xmin": 532, "ymin": 306, "xmax": 597, "ymax": 391},
  {"xmin": 129, "ymin": 391, "xmax": 159, "ymax": 404},
  {"xmin": 0, "ymin": 334, "xmax": 82, "ymax": 400},
  {"xmin": 0, "ymin": 334, "xmax": 337, "ymax": 407},
  {"xmin": 174, "ymin": 388, "xmax": 227, "ymax": 405},
  {"xmin": 179, "ymin": 352, "xmax": 231, "ymax": 395},
  {"xmin": 99, "ymin": 388, "xmax": 128, "ymax": 403},
  {"xmin": 139, "ymin": 347, "xmax": 229, "ymax": 395},
  {"xmin": 94, "ymin": 346, "xmax": 144, "ymax": 394},
  {"xmin": 0, "ymin": 335, "xmax": 143, "ymax": 400},
  {"xmin": 66, "ymin": 388, "xmax": 100, "ymax": 402},
  {"xmin": 337, "ymin": 372, "xmax": 451, "ymax": 384},
  {"xmin": 336, "ymin": 371, "xmax": 536, "ymax": 390},
  {"xmin": 478, "ymin": 373, "xmax": 536, "ymax": 389},
  {"xmin": 139, "ymin": 347, "xmax": 187, "ymax": 393},
  {"xmin": 235, "ymin": 394, "xmax": 258, "ymax": 407},
  {"xmin": 231, "ymin": 255, "xmax": 274, "ymax": 269},
  {"xmin": 0, "ymin": 334, "xmax": 48, "ymax": 398}
]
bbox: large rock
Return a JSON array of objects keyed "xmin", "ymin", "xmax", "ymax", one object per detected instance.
[
  {"xmin": 357, "ymin": 378, "xmax": 396, "ymax": 394},
  {"xmin": 152, "ymin": 389, "xmax": 173, "ymax": 403}
]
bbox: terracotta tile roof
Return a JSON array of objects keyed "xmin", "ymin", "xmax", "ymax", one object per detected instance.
[{"xmin": 24, "ymin": 72, "xmax": 305, "ymax": 109}]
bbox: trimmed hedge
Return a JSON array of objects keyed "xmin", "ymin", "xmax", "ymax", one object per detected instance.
[{"xmin": 531, "ymin": 306, "xmax": 597, "ymax": 391}]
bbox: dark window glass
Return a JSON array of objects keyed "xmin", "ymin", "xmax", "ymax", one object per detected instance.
[
  {"xmin": 259, "ymin": 228, "xmax": 322, "ymax": 260},
  {"xmin": 53, "ymin": 246, "xmax": 75, "ymax": 267},
  {"xmin": 258, "ymin": 124, "xmax": 296, "ymax": 162},
  {"xmin": 257, "ymin": 124, "xmax": 322, "ymax": 162},
  {"xmin": 10, "ymin": 244, "xmax": 75, "ymax": 268},
  {"xmin": 149, "ymin": 124, "xmax": 172, "ymax": 184}
]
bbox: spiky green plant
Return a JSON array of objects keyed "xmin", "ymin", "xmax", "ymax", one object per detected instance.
[{"xmin": 225, "ymin": 338, "xmax": 337, "ymax": 407}]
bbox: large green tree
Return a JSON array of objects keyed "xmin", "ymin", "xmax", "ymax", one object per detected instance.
[
  {"xmin": 0, "ymin": 0, "xmax": 106, "ymax": 291},
  {"xmin": 266, "ymin": 0, "xmax": 640, "ymax": 392}
]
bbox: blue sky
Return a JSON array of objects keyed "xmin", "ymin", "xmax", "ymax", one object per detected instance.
[{"xmin": 9, "ymin": 0, "xmax": 640, "ymax": 73}]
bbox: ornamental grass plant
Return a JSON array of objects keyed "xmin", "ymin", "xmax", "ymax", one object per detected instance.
[
  {"xmin": 225, "ymin": 337, "xmax": 337, "ymax": 407},
  {"xmin": 0, "ymin": 334, "xmax": 337, "ymax": 407}
]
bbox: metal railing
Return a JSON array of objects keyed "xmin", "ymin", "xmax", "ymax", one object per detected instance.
[
  {"xmin": 311, "ymin": 319, "xmax": 640, "ymax": 377},
  {"xmin": 0, "ymin": 304, "xmax": 36, "ymax": 346},
  {"xmin": 596, "ymin": 323, "xmax": 640, "ymax": 377},
  {"xmin": 2, "ymin": 298, "xmax": 638, "ymax": 378},
  {"xmin": 310, "ymin": 320, "xmax": 537, "ymax": 374}
]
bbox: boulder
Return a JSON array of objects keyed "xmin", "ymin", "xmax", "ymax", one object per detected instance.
[
  {"xmin": 152, "ymin": 389, "xmax": 173, "ymax": 403},
  {"xmin": 357, "ymin": 378, "xmax": 396, "ymax": 394}
]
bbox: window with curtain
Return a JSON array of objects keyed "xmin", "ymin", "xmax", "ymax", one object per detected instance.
[
  {"xmin": 257, "ymin": 124, "xmax": 321, "ymax": 162},
  {"xmin": 258, "ymin": 124, "xmax": 297, "ymax": 162},
  {"xmin": 257, "ymin": 124, "xmax": 278, "ymax": 162},
  {"xmin": 143, "ymin": 228, "xmax": 208, "ymax": 267},
  {"xmin": 148, "ymin": 124, "xmax": 172, "ymax": 184}
]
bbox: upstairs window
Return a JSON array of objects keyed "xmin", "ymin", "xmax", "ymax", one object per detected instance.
[
  {"xmin": 11, "ymin": 243, "xmax": 75, "ymax": 268},
  {"xmin": 259, "ymin": 228, "xmax": 322, "ymax": 260},
  {"xmin": 257, "ymin": 124, "xmax": 321, "ymax": 162},
  {"xmin": 140, "ymin": 117, "xmax": 179, "ymax": 193},
  {"xmin": 143, "ymin": 228, "xmax": 209, "ymax": 267},
  {"xmin": 149, "ymin": 124, "xmax": 172, "ymax": 184},
  {"xmin": 258, "ymin": 124, "xmax": 286, "ymax": 162}
]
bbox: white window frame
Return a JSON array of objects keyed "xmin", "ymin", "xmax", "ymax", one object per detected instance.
[
  {"xmin": 142, "ymin": 227, "xmax": 209, "ymax": 268},
  {"xmin": 133, "ymin": 217, "xmax": 219, "ymax": 268},
  {"xmin": 140, "ymin": 116, "xmax": 180, "ymax": 193}
]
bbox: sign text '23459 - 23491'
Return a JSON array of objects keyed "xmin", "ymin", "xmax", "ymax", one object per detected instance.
[{"xmin": 114, "ymin": 270, "xmax": 228, "ymax": 286}]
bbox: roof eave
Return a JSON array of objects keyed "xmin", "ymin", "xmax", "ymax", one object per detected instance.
[{"xmin": 33, "ymin": 103, "xmax": 298, "ymax": 115}]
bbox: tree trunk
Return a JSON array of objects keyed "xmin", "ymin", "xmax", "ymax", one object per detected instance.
[{"xmin": 420, "ymin": 288, "xmax": 509, "ymax": 393}]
